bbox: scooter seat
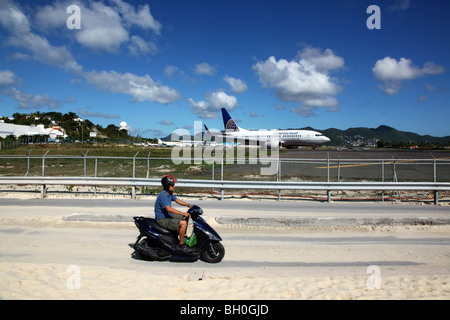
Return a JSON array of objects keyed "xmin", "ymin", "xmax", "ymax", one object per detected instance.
[{"xmin": 141, "ymin": 217, "xmax": 175, "ymax": 235}]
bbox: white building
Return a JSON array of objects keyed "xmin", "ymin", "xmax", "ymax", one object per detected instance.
[{"xmin": 0, "ymin": 122, "xmax": 67, "ymax": 140}]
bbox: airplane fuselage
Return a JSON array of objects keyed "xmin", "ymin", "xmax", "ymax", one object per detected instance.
[
  {"xmin": 218, "ymin": 107, "xmax": 330, "ymax": 148},
  {"xmin": 223, "ymin": 128, "xmax": 330, "ymax": 147}
]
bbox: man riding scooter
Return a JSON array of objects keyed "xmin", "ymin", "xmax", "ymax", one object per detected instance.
[{"xmin": 154, "ymin": 175, "xmax": 192, "ymax": 252}]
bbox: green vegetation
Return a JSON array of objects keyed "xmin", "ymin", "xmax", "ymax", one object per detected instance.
[
  {"xmin": 0, "ymin": 111, "xmax": 157, "ymax": 144},
  {"xmin": 321, "ymin": 125, "xmax": 450, "ymax": 149}
]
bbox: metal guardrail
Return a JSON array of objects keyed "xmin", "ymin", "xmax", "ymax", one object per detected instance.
[
  {"xmin": 1, "ymin": 176, "xmax": 449, "ymax": 204},
  {"xmin": 1, "ymin": 153, "xmax": 449, "ymax": 182}
]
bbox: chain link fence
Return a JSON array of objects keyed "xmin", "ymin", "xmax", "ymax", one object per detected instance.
[{"xmin": 1, "ymin": 150, "xmax": 449, "ymax": 202}]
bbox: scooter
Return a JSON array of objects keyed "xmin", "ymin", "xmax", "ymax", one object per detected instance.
[{"xmin": 132, "ymin": 205, "xmax": 225, "ymax": 263}]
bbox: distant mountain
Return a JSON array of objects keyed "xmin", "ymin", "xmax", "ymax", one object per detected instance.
[{"xmin": 320, "ymin": 125, "xmax": 450, "ymax": 147}]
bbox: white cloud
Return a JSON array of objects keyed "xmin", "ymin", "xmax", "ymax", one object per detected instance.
[
  {"xmin": 194, "ymin": 62, "xmax": 217, "ymax": 76},
  {"xmin": 373, "ymin": 57, "xmax": 445, "ymax": 95},
  {"xmin": 3, "ymin": 87, "xmax": 63, "ymax": 109},
  {"xmin": 253, "ymin": 47, "xmax": 344, "ymax": 113},
  {"xmin": 83, "ymin": 70, "xmax": 181, "ymax": 105},
  {"xmin": 34, "ymin": 1, "xmax": 129, "ymax": 53},
  {"xmin": 77, "ymin": 108, "xmax": 120, "ymax": 119},
  {"xmin": 223, "ymin": 75, "xmax": 248, "ymax": 93},
  {"xmin": 157, "ymin": 119, "xmax": 174, "ymax": 125},
  {"xmin": 417, "ymin": 95, "xmax": 428, "ymax": 103},
  {"xmin": 389, "ymin": 0, "xmax": 410, "ymax": 12},
  {"xmin": 0, "ymin": 1, "xmax": 180, "ymax": 106},
  {"xmin": 128, "ymin": 35, "xmax": 158, "ymax": 56},
  {"xmin": 33, "ymin": 1, "xmax": 69, "ymax": 31},
  {"xmin": 0, "ymin": 68, "xmax": 75, "ymax": 111},
  {"xmin": 34, "ymin": 0, "xmax": 161, "ymax": 54},
  {"xmin": 164, "ymin": 65, "xmax": 184, "ymax": 77},
  {"xmin": 74, "ymin": 2, "xmax": 129, "ymax": 53},
  {"xmin": 111, "ymin": 0, "xmax": 161, "ymax": 34},
  {"xmin": 0, "ymin": 0, "xmax": 30, "ymax": 35},
  {"xmin": 7, "ymin": 52, "xmax": 31, "ymax": 61},
  {"xmin": 0, "ymin": 0, "xmax": 82, "ymax": 73},
  {"xmin": 0, "ymin": 69, "xmax": 21, "ymax": 88},
  {"xmin": 188, "ymin": 91, "xmax": 238, "ymax": 119},
  {"xmin": 290, "ymin": 106, "xmax": 317, "ymax": 118},
  {"xmin": 297, "ymin": 46, "xmax": 344, "ymax": 72}
]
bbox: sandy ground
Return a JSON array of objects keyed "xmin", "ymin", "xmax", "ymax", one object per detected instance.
[
  {"xmin": 0, "ymin": 194, "xmax": 449, "ymax": 300},
  {"xmin": 1, "ymin": 261, "xmax": 449, "ymax": 300}
]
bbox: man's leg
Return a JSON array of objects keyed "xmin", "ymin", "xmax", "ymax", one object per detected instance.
[{"xmin": 179, "ymin": 219, "xmax": 187, "ymax": 245}]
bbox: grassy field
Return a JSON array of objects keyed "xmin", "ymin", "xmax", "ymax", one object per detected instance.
[
  {"xmin": 0, "ymin": 142, "xmax": 277, "ymax": 181},
  {"xmin": 1, "ymin": 143, "xmax": 447, "ymax": 202}
]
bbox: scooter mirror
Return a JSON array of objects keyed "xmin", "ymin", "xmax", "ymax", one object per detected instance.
[{"xmin": 188, "ymin": 205, "xmax": 203, "ymax": 218}]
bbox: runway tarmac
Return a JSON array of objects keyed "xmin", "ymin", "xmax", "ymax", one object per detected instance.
[{"xmin": 223, "ymin": 148, "xmax": 450, "ymax": 182}]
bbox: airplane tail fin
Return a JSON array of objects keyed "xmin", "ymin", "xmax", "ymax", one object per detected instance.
[{"xmin": 221, "ymin": 108, "xmax": 240, "ymax": 132}]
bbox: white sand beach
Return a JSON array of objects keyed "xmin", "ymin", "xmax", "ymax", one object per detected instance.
[
  {"xmin": 1, "ymin": 261, "xmax": 449, "ymax": 300},
  {"xmin": 0, "ymin": 194, "xmax": 449, "ymax": 300}
]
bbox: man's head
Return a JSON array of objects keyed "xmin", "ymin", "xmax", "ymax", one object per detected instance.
[{"xmin": 161, "ymin": 175, "xmax": 176, "ymax": 192}]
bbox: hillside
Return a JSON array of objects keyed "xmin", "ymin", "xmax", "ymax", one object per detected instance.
[
  {"xmin": 321, "ymin": 125, "xmax": 450, "ymax": 147},
  {"xmin": 1, "ymin": 111, "xmax": 131, "ymax": 141}
]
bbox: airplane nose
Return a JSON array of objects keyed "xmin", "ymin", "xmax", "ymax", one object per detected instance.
[{"xmin": 324, "ymin": 137, "xmax": 330, "ymax": 143}]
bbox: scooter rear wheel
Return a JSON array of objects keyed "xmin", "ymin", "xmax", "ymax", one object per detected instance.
[{"xmin": 201, "ymin": 242, "xmax": 225, "ymax": 263}]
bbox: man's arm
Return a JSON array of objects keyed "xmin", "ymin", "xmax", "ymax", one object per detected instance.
[
  {"xmin": 175, "ymin": 199, "xmax": 191, "ymax": 208},
  {"xmin": 165, "ymin": 205, "xmax": 189, "ymax": 218}
]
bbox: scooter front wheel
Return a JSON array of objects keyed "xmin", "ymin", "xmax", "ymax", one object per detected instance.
[{"xmin": 201, "ymin": 242, "xmax": 225, "ymax": 263}]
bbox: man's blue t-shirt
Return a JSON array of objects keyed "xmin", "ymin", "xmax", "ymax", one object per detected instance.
[{"xmin": 154, "ymin": 190, "xmax": 177, "ymax": 220}]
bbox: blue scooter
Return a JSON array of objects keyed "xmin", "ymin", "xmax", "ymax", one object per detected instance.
[{"xmin": 132, "ymin": 205, "xmax": 225, "ymax": 263}]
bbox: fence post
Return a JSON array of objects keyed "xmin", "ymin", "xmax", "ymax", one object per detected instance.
[
  {"xmin": 42, "ymin": 150, "xmax": 49, "ymax": 177},
  {"xmin": 41, "ymin": 184, "xmax": 46, "ymax": 198},
  {"xmin": 327, "ymin": 152, "xmax": 330, "ymax": 182},
  {"xmin": 132, "ymin": 186, "xmax": 136, "ymax": 200},
  {"xmin": 381, "ymin": 160, "xmax": 384, "ymax": 203},
  {"xmin": 81, "ymin": 150, "xmax": 89, "ymax": 177},
  {"xmin": 392, "ymin": 157, "xmax": 401, "ymax": 198},
  {"xmin": 434, "ymin": 159, "xmax": 437, "ymax": 183},
  {"xmin": 277, "ymin": 158, "xmax": 281, "ymax": 201},
  {"xmin": 327, "ymin": 152, "xmax": 330, "ymax": 202},
  {"xmin": 432, "ymin": 156, "xmax": 436, "ymax": 183},
  {"xmin": 133, "ymin": 151, "xmax": 140, "ymax": 178},
  {"xmin": 25, "ymin": 150, "xmax": 31, "ymax": 177},
  {"xmin": 146, "ymin": 152, "xmax": 151, "ymax": 178},
  {"xmin": 94, "ymin": 157, "xmax": 98, "ymax": 196}
]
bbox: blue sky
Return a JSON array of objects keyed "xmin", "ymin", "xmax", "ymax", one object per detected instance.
[{"xmin": 0, "ymin": 0, "xmax": 449, "ymax": 138}]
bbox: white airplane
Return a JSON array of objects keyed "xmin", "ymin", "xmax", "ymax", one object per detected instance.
[
  {"xmin": 208, "ymin": 108, "xmax": 330, "ymax": 149},
  {"xmin": 157, "ymin": 138, "xmax": 205, "ymax": 147},
  {"xmin": 158, "ymin": 139, "xmax": 182, "ymax": 147},
  {"xmin": 143, "ymin": 141, "xmax": 159, "ymax": 147}
]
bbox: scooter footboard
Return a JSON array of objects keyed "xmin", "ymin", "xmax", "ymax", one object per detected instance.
[{"xmin": 134, "ymin": 238, "xmax": 171, "ymax": 260}]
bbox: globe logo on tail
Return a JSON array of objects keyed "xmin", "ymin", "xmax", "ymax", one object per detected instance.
[{"xmin": 225, "ymin": 119, "xmax": 239, "ymax": 132}]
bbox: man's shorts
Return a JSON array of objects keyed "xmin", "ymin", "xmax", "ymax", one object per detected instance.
[{"xmin": 156, "ymin": 214, "xmax": 184, "ymax": 232}]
